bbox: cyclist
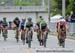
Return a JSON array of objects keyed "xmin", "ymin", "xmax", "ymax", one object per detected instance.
[
  {"xmin": 26, "ymin": 17, "xmax": 33, "ymax": 48},
  {"xmin": 2, "ymin": 17, "xmax": 8, "ymax": 41},
  {"xmin": 39, "ymin": 18, "xmax": 48, "ymax": 47},
  {"xmin": 13, "ymin": 17, "xmax": 20, "ymax": 42},
  {"xmin": 56, "ymin": 18, "xmax": 68, "ymax": 48},
  {"xmin": 36, "ymin": 16, "xmax": 43, "ymax": 42},
  {"xmin": 0, "ymin": 20, "xmax": 3, "ymax": 34},
  {"xmin": 20, "ymin": 18, "xmax": 26, "ymax": 31},
  {"xmin": 20, "ymin": 18, "xmax": 26, "ymax": 45},
  {"xmin": 13, "ymin": 17, "xmax": 20, "ymax": 29}
]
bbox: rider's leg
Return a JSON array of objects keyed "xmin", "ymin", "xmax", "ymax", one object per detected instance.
[
  {"xmin": 58, "ymin": 34, "xmax": 60, "ymax": 45},
  {"xmin": 39, "ymin": 31, "xmax": 42, "ymax": 46},
  {"xmin": 37, "ymin": 33, "xmax": 39, "ymax": 41},
  {"xmin": 16, "ymin": 27, "xmax": 19, "ymax": 42},
  {"xmin": 22, "ymin": 39, "xmax": 25, "ymax": 45},
  {"xmin": 26, "ymin": 37, "xmax": 28, "ymax": 43},
  {"xmin": 62, "ymin": 32, "xmax": 66, "ymax": 48},
  {"xmin": 0, "ymin": 27, "xmax": 1, "ymax": 34},
  {"xmin": 41, "ymin": 30, "xmax": 44, "ymax": 46},
  {"xmin": 21, "ymin": 29, "xmax": 25, "ymax": 45},
  {"xmin": 40, "ymin": 40, "xmax": 42, "ymax": 46},
  {"xmin": 31, "ymin": 30, "xmax": 33, "ymax": 40},
  {"xmin": 3, "ymin": 27, "xmax": 8, "ymax": 41},
  {"xmin": 43, "ymin": 38, "xmax": 46, "ymax": 47}
]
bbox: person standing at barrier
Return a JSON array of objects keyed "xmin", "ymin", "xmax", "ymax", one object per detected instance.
[{"xmin": 13, "ymin": 17, "xmax": 20, "ymax": 42}]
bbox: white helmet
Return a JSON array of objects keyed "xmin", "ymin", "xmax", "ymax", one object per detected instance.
[{"xmin": 58, "ymin": 16, "xmax": 65, "ymax": 22}]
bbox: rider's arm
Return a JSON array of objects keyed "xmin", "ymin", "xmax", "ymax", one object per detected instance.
[
  {"xmin": 57, "ymin": 22, "xmax": 61, "ymax": 32},
  {"xmin": 6, "ymin": 23, "xmax": 8, "ymax": 29},
  {"xmin": 30, "ymin": 22, "xmax": 34, "ymax": 31},
  {"xmin": 46, "ymin": 23, "xmax": 48, "ymax": 31},
  {"xmin": 64, "ymin": 21, "xmax": 68, "ymax": 32}
]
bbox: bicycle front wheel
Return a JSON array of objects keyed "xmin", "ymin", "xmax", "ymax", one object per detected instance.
[{"xmin": 28, "ymin": 41, "xmax": 31, "ymax": 48}]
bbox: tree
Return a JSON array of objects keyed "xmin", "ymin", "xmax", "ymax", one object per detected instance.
[
  {"xmin": 54, "ymin": 0, "xmax": 74, "ymax": 15},
  {"xmin": 15, "ymin": 0, "xmax": 42, "ymax": 6},
  {"xmin": 72, "ymin": 0, "xmax": 75, "ymax": 13},
  {"xmin": 66, "ymin": 0, "xmax": 74, "ymax": 15}
]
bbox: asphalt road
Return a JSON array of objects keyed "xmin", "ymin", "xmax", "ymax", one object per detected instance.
[{"xmin": 0, "ymin": 30, "xmax": 75, "ymax": 53}]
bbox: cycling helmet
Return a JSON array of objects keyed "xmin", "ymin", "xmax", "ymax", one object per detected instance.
[
  {"xmin": 3, "ymin": 17, "xmax": 6, "ymax": 20},
  {"xmin": 39, "ymin": 16, "xmax": 43, "ymax": 20},
  {"xmin": 0, "ymin": 20, "xmax": 2, "ymax": 23},
  {"xmin": 22, "ymin": 18, "xmax": 26, "ymax": 21},
  {"xmin": 28, "ymin": 17, "xmax": 32, "ymax": 21},
  {"xmin": 15, "ymin": 17, "xmax": 19, "ymax": 20}
]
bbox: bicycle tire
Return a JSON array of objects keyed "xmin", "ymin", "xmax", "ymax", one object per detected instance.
[{"xmin": 28, "ymin": 41, "xmax": 31, "ymax": 48}]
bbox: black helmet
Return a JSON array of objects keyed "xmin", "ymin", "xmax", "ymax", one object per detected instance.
[
  {"xmin": 28, "ymin": 17, "xmax": 32, "ymax": 21},
  {"xmin": 39, "ymin": 16, "xmax": 43, "ymax": 20},
  {"xmin": 39, "ymin": 16, "xmax": 42, "ymax": 18},
  {"xmin": 15, "ymin": 17, "xmax": 19, "ymax": 20},
  {"xmin": 3, "ymin": 17, "xmax": 6, "ymax": 20}
]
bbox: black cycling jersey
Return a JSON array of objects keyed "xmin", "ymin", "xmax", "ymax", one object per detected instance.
[
  {"xmin": 26, "ymin": 22, "xmax": 33, "ymax": 28},
  {"xmin": 2, "ymin": 21, "xmax": 8, "ymax": 28},
  {"xmin": 13, "ymin": 20, "xmax": 20, "ymax": 28}
]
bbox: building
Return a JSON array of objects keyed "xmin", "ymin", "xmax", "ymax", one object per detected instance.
[{"xmin": 0, "ymin": 6, "xmax": 48, "ymax": 23}]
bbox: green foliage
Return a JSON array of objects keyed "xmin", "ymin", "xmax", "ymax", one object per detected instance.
[
  {"xmin": 50, "ymin": 0, "xmax": 62, "ymax": 16},
  {"xmin": 66, "ymin": 0, "xmax": 74, "ymax": 15},
  {"xmin": 32, "ymin": 0, "xmax": 42, "ymax": 5},
  {"xmin": 15, "ymin": 0, "xmax": 41, "ymax": 6},
  {"xmin": 51, "ymin": 0, "xmax": 74, "ymax": 15}
]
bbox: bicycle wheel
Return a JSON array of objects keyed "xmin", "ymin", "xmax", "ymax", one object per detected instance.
[
  {"xmin": 15, "ymin": 34, "xmax": 19, "ymax": 42},
  {"xmin": 0, "ymin": 28, "xmax": 1, "ymax": 34},
  {"xmin": 43, "ymin": 39, "xmax": 46, "ymax": 47},
  {"xmin": 21, "ymin": 31, "xmax": 25, "ymax": 45},
  {"xmin": 22, "ymin": 40, "xmax": 25, "ymax": 45},
  {"xmin": 43, "ymin": 31, "xmax": 47, "ymax": 47},
  {"xmin": 27, "ymin": 31, "xmax": 32, "ymax": 48},
  {"xmin": 4, "ymin": 37, "xmax": 6, "ymax": 41},
  {"xmin": 28, "ymin": 40, "xmax": 31, "ymax": 48},
  {"xmin": 59, "ymin": 38, "xmax": 65, "ymax": 48},
  {"xmin": 16, "ymin": 29, "xmax": 19, "ymax": 43},
  {"xmin": 2, "ymin": 30, "xmax": 7, "ymax": 41},
  {"xmin": 39, "ymin": 40, "xmax": 43, "ymax": 46},
  {"xmin": 61, "ymin": 39, "xmax": 65, "ymax": 48}
]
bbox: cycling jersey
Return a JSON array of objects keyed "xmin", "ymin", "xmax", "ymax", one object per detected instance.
[
  {"xmin": 40, "ymin": 20, "xmax": 47, "ymax": 31},
  {"xmin": 36, "ymin": 18, "xmax": 41, "ymax": 24},
  {"xmin": 56, "ymin": 21, "xmax": 66, "ymax": 31},
  {"xmin": 13, "ymin": 20, "xmax": 20, "ymax": 28},
  {"xmin": 41, "ymin": 20, "xmax": 47, "ymax": 27},
  {"xmin": 2, "ymin": 21, "xmax": 8, "ymax": 28},
  {"xmin": 0, "ymin": 21, "xmax": 2, "ymax": 26},
  {"xmin": 36, "ymin": 18, "xmax": 41, "ymax": 27},
  {"xmin": 21, "ymin": 21, "xmax": 25, "ymax": 26},
  {"xmin": 20, "ymin": 21, "xmax": 25, "ymax": 30},
  {"xmin": 26, "ymin": 22, "xmax": 33, "ymax": 29}
]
